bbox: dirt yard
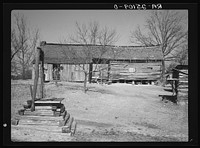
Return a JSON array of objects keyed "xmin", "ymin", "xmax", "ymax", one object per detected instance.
[{"xmin": 11, "ymin": 80, "xmax": 188, "ymax": 142}]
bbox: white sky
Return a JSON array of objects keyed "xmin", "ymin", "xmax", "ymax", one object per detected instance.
[{"xmin": 11, "ymin": 10, "xmax": 188, "ymax": 46}]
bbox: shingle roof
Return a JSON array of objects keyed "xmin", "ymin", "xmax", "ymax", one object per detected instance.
[{"xmin": 38, "ymin": 43, "xmax": 163, "ymax": 64}]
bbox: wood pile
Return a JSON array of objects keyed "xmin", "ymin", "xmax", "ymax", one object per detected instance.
[{"xmin": 11, "ymin": 97, "xmax": 77, "ymax": 136}]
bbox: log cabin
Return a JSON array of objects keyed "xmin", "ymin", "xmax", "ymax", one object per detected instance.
[{"xmin": 32, "ymin": 41, "xmax": 163, "ymax": 84}]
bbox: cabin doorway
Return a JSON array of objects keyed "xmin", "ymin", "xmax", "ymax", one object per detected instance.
[{"xmin": 52, "ymin": 64, "xmax": 61, "ymax": 80}]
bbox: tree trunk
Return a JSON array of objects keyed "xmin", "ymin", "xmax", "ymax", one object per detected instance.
[
  {"xmin": 40, "ymin": 62, "xmax": 44, "ymax": 98},
  {"xmin": 161, "ymin": 59, "xmax": 166, "ymax": 86},
  {"xmin": 88, "ymin": 63, "xmax": 93, "ymax": 83},
  {"xmin": 22, "ymin": 66, "xmax": 25, "ymax": 79},
  {"xmin": 83, "ymin": 72, "xmax": 87, "ymax": 93},
  {"xmin": 55, "ymin": 72, "xmax": 58, "ymax": 86},
  {"xmin": 31, "ymin": 48, "xmax": 40, "ymax": 111},
  {"xmin": 100, "ymin": 71, "xmax": 103, "ymax": 85},
  {"xmin": 22, "ymin": 51, "xmax": 25, "ymax": 80}
]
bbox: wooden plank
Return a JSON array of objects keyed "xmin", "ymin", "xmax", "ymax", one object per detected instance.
[
  {"xmin": 48, "ymin": 64, "xmax": 53, "ymax": 81},
  {"xmin": 35, "ymin": 100, "xmax": 62, "ymax": 104},
  {"xmin": 35, "ymin": 106, "xmax": 53, "ymax": 110},
  {"xmin": 38, "ymin": 97, "xmax": 64, "ymax": 102},
  {"xmin": 15, "ymin": 115, "xmax": 63, "ymax": 121},
  {"xmin": 24, "ymin": 110, "xmax": 54, "ymax": 116},
  {"xmin": 18, "ymin": 118, "xmax": 60, "ymax": 126},
  {"xmin": 11, "ymin": 124, "xmax": 63, "ymax": 133}
]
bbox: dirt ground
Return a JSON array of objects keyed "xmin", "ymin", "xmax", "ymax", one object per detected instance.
[{"xmin": 11, "ymin": 80, "xmax": 188, "ymax": 142}]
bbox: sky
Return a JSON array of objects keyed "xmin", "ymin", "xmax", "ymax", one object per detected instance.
[{"xmin": 11, "ymin": 10, "xmax": 188, "ymax": 46}]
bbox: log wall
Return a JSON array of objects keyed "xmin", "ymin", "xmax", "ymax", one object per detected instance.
[
  {"xmin": 109, "ymin": 60, "xmax": 162, "ymax": 81},
  {"xmin": 32, "ymin": 61, "xmax": 162, "ymax": 82}
]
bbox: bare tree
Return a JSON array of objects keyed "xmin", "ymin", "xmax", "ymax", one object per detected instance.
[
  {"xmin": 11, "ymin": 13, "xmax": 40, "ymax": 79},
  {"xmin": 130, "ymin": 10, "xmax": 187, "ymax": 84},
  {"xmin": 174, "ymin": 31, "xmax": 188, "ymax": 65},
  {"xmin": 62, "ymin": 21, "xmax": 119, "ymax": 93}
]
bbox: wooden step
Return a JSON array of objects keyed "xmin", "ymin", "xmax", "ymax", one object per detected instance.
[
  {"xmin": 15, "ymin": 115, "xmax": 63, "ymax": 121},
  {"xmin": 35, "ymin": 106, "xmax": 53, "ymax": 110},
  {"xmin": 11, "ymin": 124, "xmax": 63, "ymax": 133},
  {"xmin": 18, "ymin": 118, "xmax": 61, "ymax": 126},
  {"xmin": 25, "ymin": 98, "xmax": 65, "ymax": 107},
  {"xmin": 23, "ymin": 109, "xmax": 54, "ymax": 116}
]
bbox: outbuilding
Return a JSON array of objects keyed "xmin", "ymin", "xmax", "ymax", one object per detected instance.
[{"xmin": 32, "ymin": 41, "xmax": 163, "ymax": 84}]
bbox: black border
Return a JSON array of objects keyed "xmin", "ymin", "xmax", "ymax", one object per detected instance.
[{"xmin": 3, "ymin": 3, "xmax": 198, "ymax": 146}]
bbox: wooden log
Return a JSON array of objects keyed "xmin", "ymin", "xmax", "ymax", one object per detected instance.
[
  {"xmin": 35, "ymin": 100, "xmax": 62, "ymax": 104},
  {"xmin": 11, "ymin": 124, "xmax": 63, "ymax": 133},
  {"xmin": 24, "ymin": 110, "xmax": 54, "ymax": 116},
  {"xmin": 70, "ymin": 120, "xmax": 77, "ymax": 136},
  {"xmin": 35, "ymin": 106, "xmax": 53, "ymax": 110},
  {"xmin": 39, "ymin": 97, "xmax": 64, "ymax": 102},
  {"xmin": 18, "ymin": 119, "xmax": 60, "ymax": 126},
  {"xmin": 14, "ymin": 115, "xmax": 63, "ymax": 121},
  {"xmin": 65, "ymin": 117, "xmax": 74, "ymax": 129},
  {"xmin": 29, "ymin": 85, "xmax": 33, "ymax": 99},
  {"xmin": 64, "ymin": 112, "xmax": 70, "ymax": 125},
  {"xmin": 32, "ymin": 47, "xmax": 41, "ymax": 111},
  {"xmin": 35, "ymin": 103, "xmax": 61, "ymax": 107},
  {"xmin": 40, "ymin": 50, "xmax": 44, "ymax": 98}
]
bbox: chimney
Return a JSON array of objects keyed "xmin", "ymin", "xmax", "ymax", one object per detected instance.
[{"xmin": 40, "ymin": 41, "xmax": 46, "ymax": 46}]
